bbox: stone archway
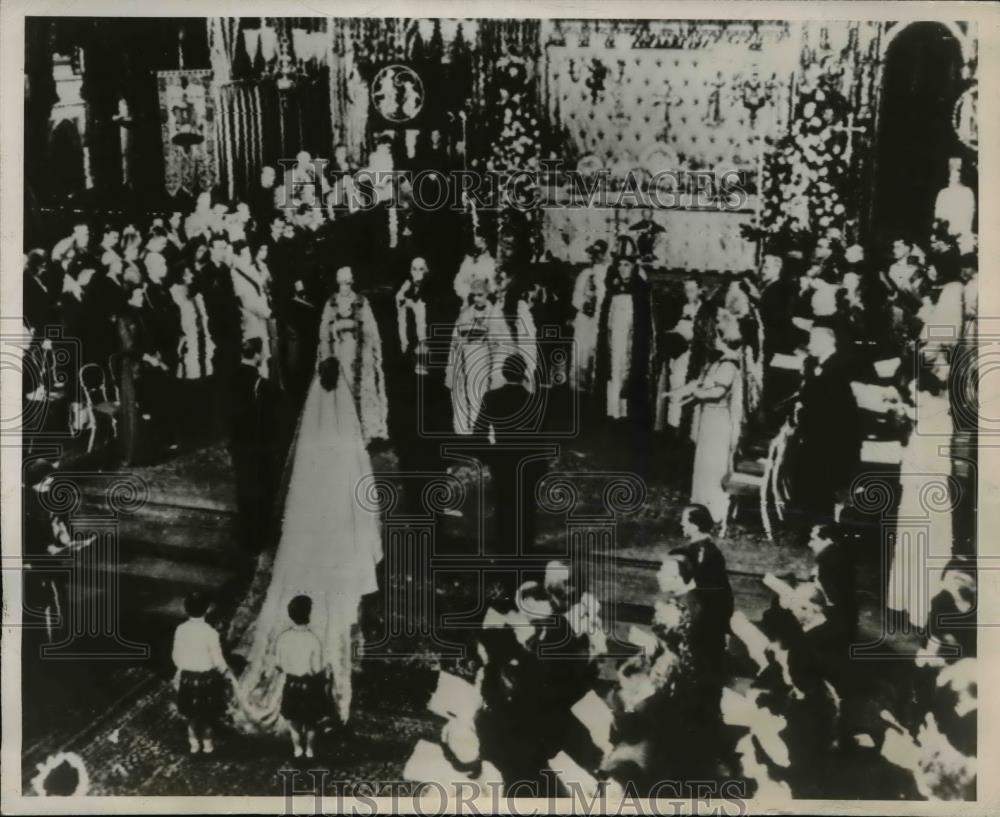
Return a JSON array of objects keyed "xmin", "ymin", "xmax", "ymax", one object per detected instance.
[{"xmin": 870, "ymin": 22, "xmax": 966, "ymax": 246}]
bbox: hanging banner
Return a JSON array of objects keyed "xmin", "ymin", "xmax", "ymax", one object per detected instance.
[{"xmin": 157, "ymin": 69, "xmax": 218, "ymax": 196}]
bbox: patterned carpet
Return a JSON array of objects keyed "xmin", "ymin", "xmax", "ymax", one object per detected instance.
[{"xmin": 22, "ymin": 429, "xmax": 895, "ymax": 796}]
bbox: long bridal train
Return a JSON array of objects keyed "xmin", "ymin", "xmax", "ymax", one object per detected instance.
[{"xmin": 228, "ymin": 366, "xmax": 383, "ymax": 730}]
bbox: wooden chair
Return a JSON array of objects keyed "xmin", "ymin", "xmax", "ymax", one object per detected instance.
[
  {"xmin": 721, "ymin": 422, "xmax": 794, "ymax": 542},
  {"xmin": 78, "ymin": 364, "xmax": 120, "ymax": 452},
  {"xmin": 107, "ymin": 353, "xmax": 123, "ymax": 403}
]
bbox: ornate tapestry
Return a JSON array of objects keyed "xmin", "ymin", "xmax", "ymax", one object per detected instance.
[
  {"xmin": 158, "ymin": 70, "xmax": 217, "ymax": 196},
  {"xmin": 542, "ymin": 21, "xmax": 798, "ymax": 180},
  {"xmin": 331, "ymin": 18, "xmax": 480, "ymax": 166}
]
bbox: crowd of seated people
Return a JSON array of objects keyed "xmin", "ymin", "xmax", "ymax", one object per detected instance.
[{"xmin": 406, "ymin": 511, "xmax": 976, "ymax": 801}]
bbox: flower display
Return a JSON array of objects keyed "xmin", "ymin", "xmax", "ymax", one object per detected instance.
[
  {"xmin": 757, "ymin": 67, "xmax": 852, "ymax": 242},
  {"xmin": 487, "ymin": 56, "xmax": 543, "ymax": 174}
]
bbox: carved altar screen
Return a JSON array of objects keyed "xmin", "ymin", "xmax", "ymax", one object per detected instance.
[{"xmin": 541, "ymin": 21, "xmax": 798, "ymax": 270}]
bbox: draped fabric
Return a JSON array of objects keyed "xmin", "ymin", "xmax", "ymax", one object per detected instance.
[
  {"xmin": 208, "ymin": 17, "xmax": 239, "ymax": 84},
  {"xmin": 216, "ymin": 75, "xmax": 333, "ymax": 203},
  {"xmin": 215, "ymin": 82, "xmax": 279, "ymax": 203}
]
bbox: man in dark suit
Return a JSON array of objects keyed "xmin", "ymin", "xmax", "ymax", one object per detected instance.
[
  {"xmin": 656, "ymin": 552, "xmax": 728, "ymax": 770},
  {"xmin": 758, "ymin": 253, "xmax": 804, "ymax": 427},
  {"xmin": 808, "ymin": 523, "xmax": 857, "ymax": 645},
  {"xmin": 200, "ymin": 234, "xmax": 241, "ymax": 380},
  {"xmin": 227, "ymin": 338, "xmax": 277, "ymax": 570},
  {"xmin": 142, "ymin": 253, "xmax": 181, "ymax": 450},
  {"xmin": 793, "ymin": 322, "xmax": 862, "ymax": 528},
  {"xmin": 474, "ymin": 354, "xmax": 549, "ymax": 556},
  {"xmin": 671, "ymin": 503, "xmax": 734, "ymax": 629},
  {"xmin": 249, "ymin": 166, "xmax": 278, "ymax": 237}
]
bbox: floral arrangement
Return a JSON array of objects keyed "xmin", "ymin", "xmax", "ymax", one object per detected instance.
[
  {"xmin": 753, "ymin": 64, "xmax": 852, "ymax": 243},
  {"xmin": 486, "ymin": 56, "xmax": 544, "ymax": 174}
]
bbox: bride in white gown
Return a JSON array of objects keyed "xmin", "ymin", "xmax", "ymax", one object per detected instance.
[{"xmin": 229, "ymin": 354, "xmax": 383, "ymax": 729}]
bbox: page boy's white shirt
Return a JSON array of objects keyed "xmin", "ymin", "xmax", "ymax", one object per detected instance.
[
  {"xmin": 275, "ymin": 628, "xmax": 322, "ymax": 676},
  {"xmin": 172, "ymin": 618, "xmax": 227, "ymax": 673}
]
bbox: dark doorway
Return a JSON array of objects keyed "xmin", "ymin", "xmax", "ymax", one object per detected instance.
[
  {"xmin": 48, "ymin": 118, "xmax": 86, "ymax": 201},
  {"xmin": 870, "ymin": 23, "xmax": 968, "ymax": 247}
]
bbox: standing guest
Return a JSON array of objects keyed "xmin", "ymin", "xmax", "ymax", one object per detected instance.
[
  {"xmin": 143, "ymin": 253, "xmax": 181, "ymax": 451},
  {"xmin": 58, "ymin": 261, "xmax": 97, "ymax": 348},
  {"xmin": 88, "ymin": 252, "xmax": 128, "ymax": 376},
  {"xmin": 808, "ymin": 523, "xmax": 857, "ymax": 646},
  {"xmin": 317, "ymin": 267, "xmax": 389, "ymax": 444},
  {"xmin": 98, "ymin": 224, "xmax": 121, "ymax": 264},
  {"xmin": 886, "ymin": 238, "xmax": 926, "ymax": 324},
  {"xmin": 656, "ymin": 553, "xmax": 728, "ymax": 743},
  {"xmin": 396, "ymin": 256, "xmax": 430, "ymax": 376},
  {"xmin": 24, "ymin": 249, "xmax": 58, "ymax": 336},
  {"xmin": 446, "ymin": 278, "xmax": 511, "ymax": 435},
  {"xmin": 934, "ymin": 157, "xmax": 975, "ymax": 242},
  {"xmin": 804, "ymin": 525, "xmax": 860, "ymax": 733},
  {"xmin": 473, "ymin": 354, "xmax": 546, "ymax": 555},
  {"xmin": 454, "ymin": 234, "xmax": 497, "ymax": 303},
  {"xmin": 201, "ymin": 235, "xmax": 241, "ymax": 429},
  {"xmin": 656, "ymin": 276, "xmax": 703, "ymax": 433},
  {"xmin": 758, "ymin": 253, "xmax": 802, "ymax": 425},
  {"xmin": 570, "ymin": 239, "xmax": 609, "ymax": 396},
  {"xmin": 275, "ymin": 595, "xmax": 324, "ymax": 760},
  {"xmin": 164, "ymin": 211, "xmax": 186, "ymax": 259},
  {"xmin": 495, "ymin": 268, "xmax": 537, "ymax": 392},
  {"xmin": 119, "ymin": 229, "xmax": 144, "ymax": 278},
  {"xmin": 330, "ymin": 143, "xmax": 353, "ymax": 175},
  {"xmin": 284, "ymin": 150, "xmax": 326, "ymax": 209},
  {"xmin": 250, "ymin": 166, "xmax": 278, "ymax": 233},
  {"xmin": 792, "ymin": 322, "xmax": 862, "ymax": 528},
  {"xmin": 526, "ymin": 274, "xmax": 564, "ymax": 390},
  {"xmin": 58, "ymin": 261, "xmax": 98, "ymax": 391},
  {"xmin": 171, "ymin": 591, "xmax": 238, "ymax": 756},
  {"xmin": 227, "ymin": 338, "xmax": 277, "ymax": 566},
  {"xmin": 678, "ymin": 331, "xmax": 744, "ymax": 525},
  {"xmin": 253, "ymin": 243, "xmax": 280, "ymax": 382},
  {"xmin": 50, "ymin": 219, "xmax": 92, "ymax": 268},
  {"xmin": 595, "ymin": 250, "xmax": 656, "ymax": 424},
  {"xmin": 672, "ymin": 504, "xmax": 734, "ymax": 628},
  {"xmin": 116, "ymin": 280, "xmax": 169, "ymax": 466},
  {"xmin": 170, "ymin": 266, "xmax": 216, "ymax": 442},
  {"xmin": 231, "ymin": 241, "xmax": 273, "ymax": 379},
  {"xmin": 265, "ymin": 216, "xmax": 299, "ymax": 391},
  {"xmin": 184, "ymin": 192, "xmax": 215, "ymax": 240}
]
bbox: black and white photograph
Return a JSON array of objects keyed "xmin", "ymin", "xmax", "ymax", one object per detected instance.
[{"xmin": 1, "ymin": 2, "xmax": 997, "ymax": 813}]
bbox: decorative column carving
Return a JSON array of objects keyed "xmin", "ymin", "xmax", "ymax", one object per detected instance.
[
  {"xmin": 355, "ymin": 471, "xmax": 467, "ymax": 658},
  {"xmin": 535, "ymin": 471, "xmax": 646, "ymax": 654},
  {"xmin": 851, "ymin": 470, "xmax": 960, "ymax": 659}
]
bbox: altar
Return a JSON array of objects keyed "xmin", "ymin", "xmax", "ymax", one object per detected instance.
[
  {"xmin": 201, "ymin": 17, "xmax": 890, "ymax": 269},
  {"xmin": 541, "ymin": 197, "xmax": 759, "ymax": 271}
]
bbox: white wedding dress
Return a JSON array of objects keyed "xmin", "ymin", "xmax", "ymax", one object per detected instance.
[{"xmin": 230, "ymin": 372, "xmax": 383, "ymax": 728}]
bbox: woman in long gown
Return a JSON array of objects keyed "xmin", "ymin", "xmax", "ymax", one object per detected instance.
[
  {"xmin": 229, "ymin": 353, "xmax": 383, "ymax": 729},
  {"xmin": 318, "ymin": 266, "xmax": 389, "ymax": 445},
  {"xmin": 685, "ymin": 332, "xmax": 744, "ymax": 524}
]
